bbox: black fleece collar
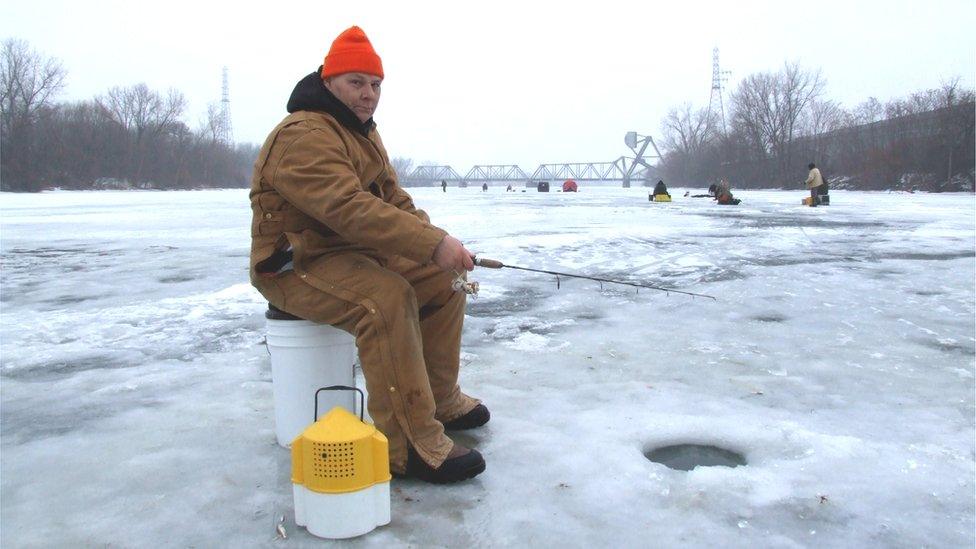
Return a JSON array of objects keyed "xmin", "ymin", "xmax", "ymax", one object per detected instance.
[{"xmin": 286, "ymin": 68, "xmax": 376, "ymax": 137}]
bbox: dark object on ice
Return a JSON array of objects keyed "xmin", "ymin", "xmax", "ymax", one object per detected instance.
[
  {"xmin": 644, "ymin": 444, "xmax": 747, "ymax": 471},
  {"xmin": 707, "ymin": 183, "xmax": 717, "ymax": 196},
  {"xmin": 716, "ymin": 188, "xmax": 740, "ymax": 205},
  {"xmin": 266, "ymin": 303, "xmax": 304, "ymax": 320},
  {"xmin": 817, "ymin": 177, "xmax": 830, "ymax": 205},
  {"xmin": 650, "ymin": 180, "xmax": 671, "ymax": 202},
  {"xmin": 562, "ymin": 179, "xmax": 578, "ymax": 192},
  {"xmin": 473, "ymin": 256, "xmax": 716, "ymax": 299},
  {"xmin": 400, "ymin": 446, "xmax": 486, "ymax": 484},
  {"xmin": 537, "ymin": 181, "xmax": 550, "ymax": 192},
  {"xmin": 653, "ymin": 180, "xmax": 669, "ymax": 196},
  {"xmin": 715, "ymin": 177, "xmax": 739, "ymax": 205},
  {"xmin": 443, "ymin": 404, "xmax": 490, "ymax": 430},
  {"xmin": 482, "ymin": 183, "xmax": 488, "ymax": 191}
]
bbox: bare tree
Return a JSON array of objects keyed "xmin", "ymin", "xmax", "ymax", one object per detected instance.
[
  {"xmin": 801, "ymin": 99, "xmax": 845, "ymax": 137},
  {"xmin": 0, "ymin": 38, "xmax": 66, "ymax": 130},
  {"xmin": 728, "ymin": 62, "xmax": 824, "ymax": 183},
  {"xmin": 729, "ymin": 71, "xmax": 779, "ymax": 158},
  {"xmin": 933, "ymin": 77, "xmax": 976, "ymax": 186},
  {"xmin": 154, "ymin": 88, "xmax": 187, "ymax": 139},
  {"xmin": 98, "ymin": 83, "xmax": 186, "ymax": 144},
  {"xmin": 778, "ymin": 63, "xmax": 825, "ymax": 148},
  {"xmin": 0, "ymin": 43, "xmax": 255, "ymax": 192},
  {"xmin": 202, "ymin": 101, "xmax": 228, "ymax": 143},
  {"xmin": 390, "ymin": 156, "xmax": 414, "ymax": 181},
  {"xmin": 0, "ymin": 38, "xmax": 66, "ymax": 190},
  {"xmin": 661, "ymin": 103, "xmax": 716, "ymax": 155},
  {"xmin": 659, "ymin": 103, "xmax": 717, "ymax": 184},
  {"xmin": 96, "ymin": 83, "xmax": 186, "ymax": 182},
  {"xmin": 796, "ymin": 99, "xmax": 846, "ymax": 165},
  {"xmin": 851, "ymin": 97, "xmax": 884, "ymax": 124}
]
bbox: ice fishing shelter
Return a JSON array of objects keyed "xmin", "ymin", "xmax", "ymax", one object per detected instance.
[{"xmin": 562, "ymin": 179, "xmax": 578, "ymax": 192}]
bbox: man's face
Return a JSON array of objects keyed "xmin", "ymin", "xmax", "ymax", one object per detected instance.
[{"xmin": 324, "ymin": 72, "xmax": 382, "ymax": 123}]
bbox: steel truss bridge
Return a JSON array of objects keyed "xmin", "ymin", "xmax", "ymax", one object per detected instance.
[{"xmin": 401, "ymin": 132, "xmax": 662, "ymax": 188}]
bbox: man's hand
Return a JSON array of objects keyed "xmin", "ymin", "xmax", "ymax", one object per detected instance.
[{"xmin": 432, "ymin": 235, "xmax": 475, "ymax": 272}]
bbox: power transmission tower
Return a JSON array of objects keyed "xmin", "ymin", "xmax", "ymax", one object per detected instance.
[
  {"xmin": 220, "ymin": 66, "xmax": 233, "ymax": 143},
  {"xmin": 707, "ymin": 47, "xmax": 731, "ymax": 135}
]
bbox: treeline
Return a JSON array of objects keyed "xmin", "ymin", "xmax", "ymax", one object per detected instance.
[
  {"xmin": 658, "ymin": 62, "xmax": 975, "ymax": 192},
  {"xmin": 1, "ymin": 38, "xmax": 258, "ymax": 192}
]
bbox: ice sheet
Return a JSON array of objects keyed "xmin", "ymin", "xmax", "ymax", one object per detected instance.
[{"xmin": 1, "ymin": 187, "xmax": 973, "ymax": 547}]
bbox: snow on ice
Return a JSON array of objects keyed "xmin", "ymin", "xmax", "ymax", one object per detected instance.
[{"xmin": 1, "ymin": 187, "xmax": 973, "ymax": 547}]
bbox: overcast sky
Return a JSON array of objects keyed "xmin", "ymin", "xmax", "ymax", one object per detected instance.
[{"xmin": 2, "ymin": 0, "xmax": 974, "ymax": 171}]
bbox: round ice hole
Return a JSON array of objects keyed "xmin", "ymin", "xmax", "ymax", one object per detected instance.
[{"xmin": 644, "ymin": 444, "xmax": 747, "ymax": 471}]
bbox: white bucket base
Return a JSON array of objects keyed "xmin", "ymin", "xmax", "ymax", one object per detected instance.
[
  {"xmin": 266, "ymin": 319, "xmax": 357, "ymax": 447},
  {"xmin": 293, "ymin": 482, "xmax": 391, "ymax": 539}
]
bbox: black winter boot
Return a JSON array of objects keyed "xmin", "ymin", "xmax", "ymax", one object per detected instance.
[
  {"xmin": 443, "ymin": 404, "xmax": 490, "ymax": 430},
  {"xmin": 400, "ymin": 445, "xmax": 486, "ymax": 484}
]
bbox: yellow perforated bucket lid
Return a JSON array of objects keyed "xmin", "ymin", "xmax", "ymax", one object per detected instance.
[{"xmin": 291, "ymin": 406, "xmax": 391, "ymax": 494}]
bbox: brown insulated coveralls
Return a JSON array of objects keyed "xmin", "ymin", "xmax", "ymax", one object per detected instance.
[{"xmin": 249, "ymin": 72, "xmax": 478, "ymax": 472}]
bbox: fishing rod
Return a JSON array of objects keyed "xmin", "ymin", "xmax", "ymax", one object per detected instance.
[{"xmin": 472, "ymin": 257, "xmax": 716, "ymax": 300}]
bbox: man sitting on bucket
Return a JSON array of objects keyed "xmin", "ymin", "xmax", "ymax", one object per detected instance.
[
  {"xmin": 249, "ymin": 26, "xmax": 488, "ymax": 484},
  {"xmin": 805, "ymin": 162, "xmax": 824, "ymax": 207}
]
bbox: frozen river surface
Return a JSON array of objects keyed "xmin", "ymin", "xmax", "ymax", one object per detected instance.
[{"xmin": 1, "ymin": 187, "xmax": 974, "ymax": 547}]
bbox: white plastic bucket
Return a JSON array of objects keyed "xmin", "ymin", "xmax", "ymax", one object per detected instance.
[
  {"xmin": 266, "ymin": 319, "xmax": 356, "ymax": 447},
  {"xmin": 293, "ymin": 482, "xmax": 391, "ymax": 539}
]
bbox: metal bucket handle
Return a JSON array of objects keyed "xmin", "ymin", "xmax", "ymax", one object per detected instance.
[{"xmin": 314, "ymin": 385, "xmax": 365, "ymax": 422}]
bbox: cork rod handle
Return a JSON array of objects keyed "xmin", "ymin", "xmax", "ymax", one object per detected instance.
[{"xmin": 473, "ymin": 257, "xmax": 504, "ymax": 269}]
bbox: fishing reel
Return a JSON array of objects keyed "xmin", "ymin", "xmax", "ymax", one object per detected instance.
[{"xmin": 451, "ymin": 271, "xmax": 480, "ymax": 296}]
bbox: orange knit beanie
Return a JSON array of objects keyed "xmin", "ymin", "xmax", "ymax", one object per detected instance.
[{"xmin": 321, "ymin": 26, "xmax": 384, "ymax": 79}]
